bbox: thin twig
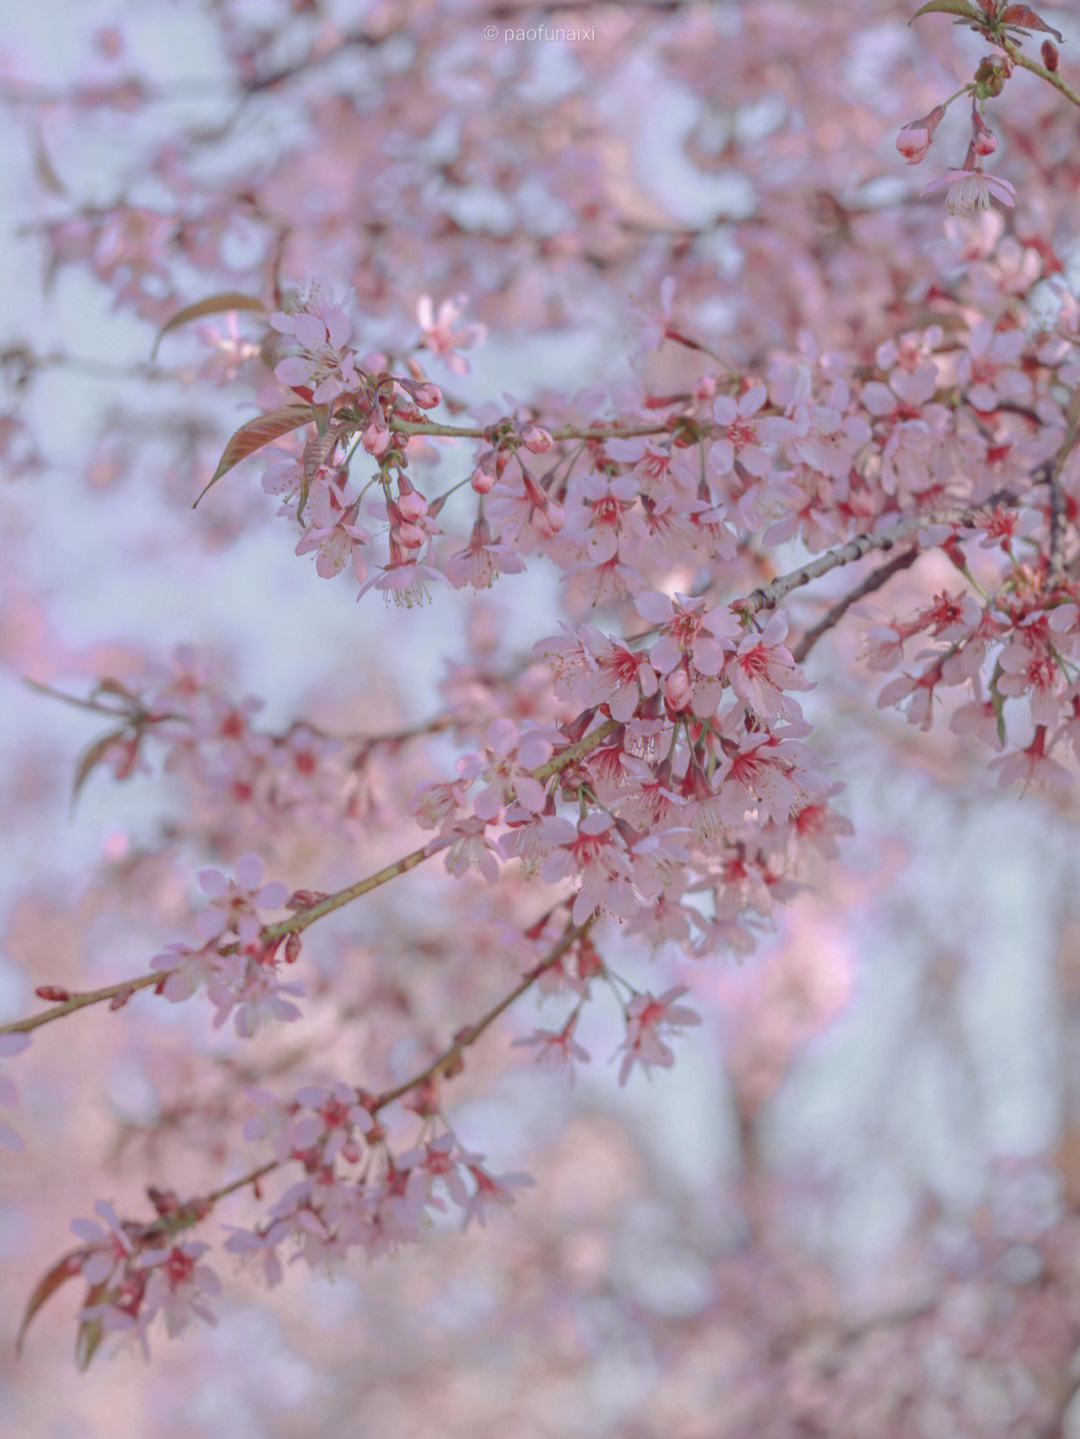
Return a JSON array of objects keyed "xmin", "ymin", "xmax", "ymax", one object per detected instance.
[{"xmin": 792, "ymin": 548, "xmax": 920, "ymax": 665}]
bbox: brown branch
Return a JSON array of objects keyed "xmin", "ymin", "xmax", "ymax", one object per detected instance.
[
  {"xmin": 739, "ymin": 503, "xmax": 1003, "ymax": 620},
  {"xmin": 792, "ymin": 548, "xmax": 921, "ymax": 665},
  {"xmin": 0, "ymin": 719, "xmax": 617, "ymax": 1038},
  {"xmin": 56, "ymin": 917, "xmax": 590, "ymax": 1251},
  {"xmin": 1041, "ymin": 388, "xmax": 1080, "ymax": 588},
  {"xmin": 0, "ymin": 971, "xmax": 164, "ymax": 1038}
]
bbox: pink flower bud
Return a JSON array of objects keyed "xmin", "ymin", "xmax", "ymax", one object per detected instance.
[
  {"xmin": 971, "ymin": 106, "xmax": 997, "ymax": 157},
  {"xmin": 896, "ymin": 105, "xmax": 945, "ymax": 165},
  {"xmin": 663, "ymin": 667, "xmax": 692, "ymax": 712},
  {"xmin": 471, "ymin": 465, "xmax": 496, "ymax": 494},
  {"xmin": 531, "ymin": 499, "xmax": 565, "ymax": 539},
  {"xmin": 363, "ymin": 421, "xmax": 390, "ymax": 455},
  {"xmin": 397, "ymin": 488, "xmax": 428, "ymax": 521},
  {"xmin": 519, "ymin": 423, "xmax": 553, "ymax": 453},
  {"xmin": 394, "ymin": 521, "xmax": 427, "ymax": 549}
]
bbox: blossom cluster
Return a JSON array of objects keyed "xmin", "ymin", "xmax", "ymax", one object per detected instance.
[
  {"xmin": 221, "ymin": 266, "xmax": 1080, "ymax": 803},
  {"xmin": 57, "ymin": 645, "xmax": 422, "ymax": 837},
  {"xmin": 150, "ymin": 854, "xmax": 303, "ymax": 1038},
  {"xmin": 10, "ymin": 0, "xmax": 1080, "ymax": 1399},
  {"xmin": 65, "ymin": 1199, "xmax": 220, "ymax": 1360},
  {"xmin": 226, "ymin": 1091, "xmax": 531, "ymax": 1285},
  {"xmin": 57, "ymin": 1084, "xmax": 535, "ymax": 1358}
]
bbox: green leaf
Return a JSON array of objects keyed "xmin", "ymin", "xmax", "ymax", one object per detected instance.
[
  {"xmin": 195, "ymin": 405, "xmax": 314, "ymax": 507},
  {"xmin": 151, "ymin": 292, "xmax": 266, "ymax": 361},
  {"xmin": 988, "ymin": 661, "xmax": 1008, "ymax": 747},
  {"xmin": 910, "ymin": 0, "xmax": 981, "ymax": 20},
  {"xmin": 74, "ymin": 1312, "xmax": 106, "ymax": 1371}
]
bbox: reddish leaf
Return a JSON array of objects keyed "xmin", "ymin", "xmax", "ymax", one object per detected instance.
[
  {"xmin": 31, "ymin": 123, "xmax": 67, "ymax": 197},
  {"xmin": 999, "ymin": 6, "xmax": 1063, "ymax": 38},
  {"xmin": 16, "ymin": 1250, "xmax": 83, "ymax": 1356},
  {"xmin": 151, "ymin": 291, "xmax": 266, "ymax": 360},
  {"xmin": 195, "ymin": 405, "xmax": 314, "ymax": 506}
]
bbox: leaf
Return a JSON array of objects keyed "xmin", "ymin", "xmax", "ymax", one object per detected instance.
[
  {"xmin": 16, "ymin": 1251, "xmax": 82, "ymax": 1356},
  {"xmin": 75, "ymin": 1311, "xmax": 106, "ymax": 1371},
  {"xmin": 70, "ymin": 727, "xmax": 131, "ymax": 812},
  {"xmin": 910, "ymin": 0, "xmax": 981, "ymax": 19},
  {"xmin": 93, "ymin": 677, "xmax": 138, "ymax": 703},
  {"xmin": 151, "ymin": 292, "xmax": 266, "ymax": 361},
  {"xmin": 31, "ymin": 123, "xmax": 67, "ymax": 197},
  {"xmin": 999, "ymin": 5, "xmax": 1063, "ymax": 38},
  {"xmin": 195, "ymin": 405, "xmax": 314, "ymax": 507},
  {"xmin": 988, "ymin": 662, "xmax": 1008, "ymax": 747}
]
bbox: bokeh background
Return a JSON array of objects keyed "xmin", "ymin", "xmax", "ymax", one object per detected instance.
[{"xmin": 4, "ymin": 2, "xmax": 1080, "ymax": 1435}]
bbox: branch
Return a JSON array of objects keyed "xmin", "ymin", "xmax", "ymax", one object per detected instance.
[
  {"xmin": 739, "ymin": 502, "xmax": 1007, "ymax": 619},
  {"xmin": 1, "ymin": 971, "xmax": 164, "ymax": 1037},
  {"xmin": 1042, "ymin": 386, "xmax": 1080, "ymax": 587},
  {"xmin": 791, "ymin": 548, "xmax": 921, "ymax": 664},
  {"xmin": 0, "ymin": 719, "xmax": 618, "ymax": 1037},
  {"xmin": 1002, "ymin": 37, "xmax": 1080, "ymax": 111},
  {"xmin": 46, "ymin": 917, "xmax": 589, "ymax": 1255}
]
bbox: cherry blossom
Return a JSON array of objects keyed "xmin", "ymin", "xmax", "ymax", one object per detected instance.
[
  {"xmin": 922, "ymin": 165, "xmax": 1017, "ymax": 215},
  {"xmin": 616, "ymin": 985, "xmax": 702, "ymax": 1085},
  {"xmin": 727, "ymin": 612, "xmax": 814, "ymax": 724},
  {"xmin": 709, "ymin": 384, "xmax": 795, "ymax": 480},
  {"xmin": 11, "ymin": 3, "xmax": 1080, "ymax": 1423},
  {"xmin": 456, "ymin": 1154, "xmax": 534, "ymax": 1230},
  {"xmin": 271, "ymin": 286, "xmax": 360, "ymax": 404},
  {"xmin": 415, "ymin": 294, "xmax": 487, "ymax": 374},
  {"xmin": 193, "ymin": 853, "xmax": 288, "ymax": 946},
  {"xmin": 511, "ymin": 1017, "xmax": 591, "ymax": 1081}
]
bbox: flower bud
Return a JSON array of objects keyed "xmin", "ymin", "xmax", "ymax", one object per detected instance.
[
  {"xmin": 895, "ymin": 105, "xmax": 945, "ymax": 165},
  {"xmin": 973, "ymin": 54, "xmax": 1012, "ymax": 97},
  {"xmin": 396, "ymin": 484, "xmax": 428, "ymax": 521},
  {"xmin": 971, "ymin": 107, "xmax": 997, "ymax": 156},
  {"xmin": 394, "ymin": 521, "xmax": 427, "ymax": 549},
  {"xmin": 519, "ymin": 423, "xmax": 553, "ymax": 453},
  {"xmin": 663, "ymin": 666, "xmax": 692, "ymax": 712}
]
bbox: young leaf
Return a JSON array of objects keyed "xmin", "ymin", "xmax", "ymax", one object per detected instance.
[
  {"xmin": 70, "ymin": 727, "xmax": 132, "ymax": 813},
  {"xmin": 910, "ymin": 0, "xmax": 981, "ymax": 20},
  {"xmin": 16, "ymin": 1251, "xmax": 83, "ymax": 1356},
  {"xmin": 196, "ymin": 405, "xmax": 314, "ymax": 506},
  {"xmin": 74, "ymin": 1310, "xmax": 106, "ymax": 1371},
  {"xmin": 152, "ymin": 293, "xmax": 266, "ymax": 361},
  {"xmin": 999, "ymin": 6, "xmax": 1063, "ymax": 39}
]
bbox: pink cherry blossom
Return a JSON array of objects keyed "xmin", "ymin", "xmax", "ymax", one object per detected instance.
[
  {"xmin": 616, "ymin": 985, "xmax": 702, "ymax": 1085},
  {"xmin": 709, "ymin": 385, "xmax": 795, "ymax": 480},
  {"xmin": 922, "ymin": 166, "xmax": 1017, "ymax": 215},
  {"xmin": 896, "ymin": 105, "xmax": 946, "ymax": 164},
  {"xmin": 194, "ymin": 853, "xmax": 288, "ymax": 945},
  {"xmin": 416, "ymin": 294, "xmax": 487, "ymax": 374},
  {"xmin": 15, "ymin": 3, "xmax": 1080, "ymax": 1418},
  {"xmin": 271, "ymin": 285, "xmax": 360, "ymax": 403}
]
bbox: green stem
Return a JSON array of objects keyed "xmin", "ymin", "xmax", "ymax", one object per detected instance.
[{"xmin": 1002, "ymin": 38, "xmax": 1080, "ymax": 109}]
